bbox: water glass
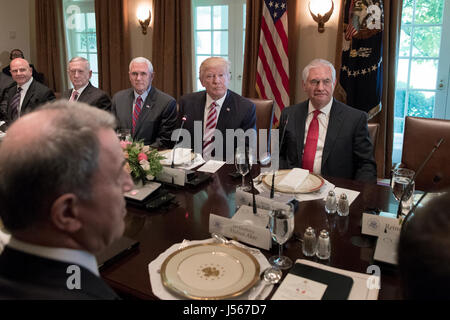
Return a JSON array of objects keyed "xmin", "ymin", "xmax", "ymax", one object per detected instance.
[
  {"xmin": 117, "ymin": 128, "xmax": 131, "ymax": 141},
  {"xmin": 268, "ymin": 204, "xmax": 294, "ymax": 270},
  {"xmin": 391, "ymin": 168, "xmax": 415, "ymax": 216}
]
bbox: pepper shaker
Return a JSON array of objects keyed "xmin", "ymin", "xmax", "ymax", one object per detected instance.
[
  {"xmin": 325, "ymin": 190, "xmax": 337, "ymax": 214},
  {"xmin": 337, "ymin": 193, "xmax": 349, "ymax": 217},
  {"xmin": 316, "ymin": 230, "xmax": 331, "ymax": 260},
  {"xmin": 302, "ymin": 227, "xmax": 317, "ymax": 257}
]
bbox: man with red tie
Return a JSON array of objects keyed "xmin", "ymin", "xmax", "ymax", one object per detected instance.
[
  {"xmin": 63, "ymin": 57, "xmax": 111, "ymax": 111},
  {"xmin": 111, "ymin": 57, "xmax": 177, "ymax": 148},
  {"xmin": 178, "ymin": 57, "xmax": 256, "ymax": 161},
  {"xmin": 279, "ymin": 59, "xmax": 376, "ymax": 183}
]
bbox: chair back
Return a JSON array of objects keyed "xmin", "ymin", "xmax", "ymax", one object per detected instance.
[
  {"xmin": 247, "ymin": 98, "xmax": 274, "ymax": 154},
  {"xmin": 368, "ymin": 123, "xmax": 379, "ymax": 156},
  {"xmin": 401, "ymin": 116, "xmax": 450, "ymax": 192}
]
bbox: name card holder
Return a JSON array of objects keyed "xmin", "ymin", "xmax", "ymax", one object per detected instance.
[
  {"xmin": 209, "ymin": 206, "xmax": 272, "ymax": 251},
  {"xmin": 156, "ymin": 167, "xmax": 186, "ymax": 186},
  {"xmin": 361, "ymin": 211, "xmax": 402, "ymax": 265}
]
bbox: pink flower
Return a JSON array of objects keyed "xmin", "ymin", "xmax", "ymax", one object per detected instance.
[
  {"xmin": 120, "ymin": 140, "xmax": 132, "ymax": 149},
  {"xmin": 138, "ymin": 152, "xmax": 148, "ymax": 162}
]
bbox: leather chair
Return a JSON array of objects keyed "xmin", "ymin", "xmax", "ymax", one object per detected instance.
[
  {"xmin": 368, "ymin": 123, "xmax": 379, "ymax": 156},
  {"xmin": 247, "ymin": 98, "xmax": 274, "ymax": 154},
  {"xmin": 396, "ymin": 116, "xmax": 450, "ymax": 192}
]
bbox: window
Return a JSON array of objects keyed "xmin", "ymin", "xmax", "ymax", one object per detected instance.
[
  {"xmin": 192, "ymin": 0, "xmax": 246, "ymax": 93},
  {"xmin": 393, "ymin": 0, "xmax": 450, "ymax": 163},
  {"xmin": 63, "ymin": 0, "xmax": 98, "ymax": 87}
]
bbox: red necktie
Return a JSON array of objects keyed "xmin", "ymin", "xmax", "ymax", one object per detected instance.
[
  {"xmin": 132, "ymin": 96, "xmax": 143, "ymax": 134},
  {"xmin": 302, "ymin": 110, "xmax": 321, "ymax": 172},
  {"xmin": 203, "ymin": 102, "xmax": 218, "ymax": 159},
  {"xmin": 70, "ymin": 90, "xmax": 79, "ymax": 101}
]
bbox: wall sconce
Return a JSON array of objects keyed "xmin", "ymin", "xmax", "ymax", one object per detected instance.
[
  {"xmin": 309, "ymin": 0, "xmax": 334, "ymax": 33},
  {"xmin": 137, "ymin": 6, "xmax": 151, "ymax": 35}
]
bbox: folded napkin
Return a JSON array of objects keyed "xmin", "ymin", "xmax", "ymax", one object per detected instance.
[
  {"xmin": 148, "ymin": 238, "xmax": 273, "ymax": 300},
  {"xmin": 278, "ymin": 168, "xmax": 309, "ymax": 190}
]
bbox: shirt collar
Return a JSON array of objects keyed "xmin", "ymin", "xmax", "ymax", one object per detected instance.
[
  {"xmin": 134, "ymin": 85, "xmax": 152, "ymax": 103},
  {"xmin": 308, "ymin": 98, "xmax": 333, "ymax": 117},
  {"xmin": 19, "ymin": 77, "xmax": 33, "ymax": 92},
  {"xmin": 7, "ymin": 237, "xmax": 100, "ymax": 276},
  {"xmin": 206, "ymin": 91, "xmax": 227, "ymax": 109},
  {"xmin": 73, "ymin": 82, "xmax": 89, "ymax": 95}
]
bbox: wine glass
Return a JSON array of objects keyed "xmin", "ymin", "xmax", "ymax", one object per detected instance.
[
  {"xmin": 268, "ymin": 204, "xmax": 294, "ymax": 270},
  {"xmin": 235, "ymin": 147, "xmax": 250, "ymax": 191},
  {"xmin": 391, "ymin": 168, "xmax": 415, "ymax": 216},
  {"xmin": 116, "ymin": 128, "xmax": 131, "ymax": 141}
]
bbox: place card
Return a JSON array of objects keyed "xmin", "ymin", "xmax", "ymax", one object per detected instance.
[
  {"xmin": 197, "ymin": 160, "xmax": 225, "ymax": 173},
  {"xmin": 235, "ymin": 189, "xmax": 291, "ymax": 212},
  {"xmin": 209, "ymin": 211, "xmax": 272, "ymax": 250},
  {"xmin": 156, "ymin": 167, "xmax": 186, "ymax": 186}
]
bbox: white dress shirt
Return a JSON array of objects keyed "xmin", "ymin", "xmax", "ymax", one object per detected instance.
[
  {"xmin": 17, "ymin": 77, "xmax": 33, "ymax": 114},
  {"xmin": 71, "ymin": 82, "xmax": 89, "ymax": 100},
  {"xmin": 303, "ymin": 99, "xmax": 333, "ymax": 175},
  {"xmin": 203, "ymin": 92, "xmax": 227, "ymax": 133}
]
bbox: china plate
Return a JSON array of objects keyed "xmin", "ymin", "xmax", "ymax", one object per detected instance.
[
  {"xmin": 159, "ymin": 148, "xmax": 195, "ymax": 166},
  {"xmin": 160, "ymin": 243, "xmax": 260, "ymax": 300},
  {"xmin": 263, "ymin": 169, "xmax": 325, "ymax": 193}
]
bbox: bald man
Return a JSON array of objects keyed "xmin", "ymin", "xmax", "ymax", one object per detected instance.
[{"xmin": 2, "ymin": 58, "xmax": 55, "ymax": 128}]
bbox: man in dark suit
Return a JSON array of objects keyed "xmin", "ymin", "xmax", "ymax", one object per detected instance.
[
  {"xmin": 2, "ymin": 58, "xmax": 55, "ymax": 129},
  {"xmin": 63, "ymin": 57, "xmax": 111, "ymax": 111},
  {"xmin": 2, "ymin": 49, "xmax": 44, "ymax": 83},
  {"xmin": 112, "ymin": 57, "xmax": 177, "ymax": 148},
  {"xmin": 0, "ymin": 100, "xmax": 134, "ymax": 299},
  {"xmin": 178, "ymin": 57, "xmax": 256, "ymax": 162},
  {"xmin": 0, "ymin": 73, "xmax": 14, "ymax": 128},
  {"xmin": 279, "ymin": 59, "xmax": 376, "ymax": 183}
]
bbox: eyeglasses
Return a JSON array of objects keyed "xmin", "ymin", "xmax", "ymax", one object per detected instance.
[{"xmin": 309, "ymin": 79, "xmax": 333, "ymax": 86}]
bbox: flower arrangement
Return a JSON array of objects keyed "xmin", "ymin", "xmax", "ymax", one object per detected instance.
[{"xmin": 120, "ymin": 140, "xmax": 164, "ymax": 185}]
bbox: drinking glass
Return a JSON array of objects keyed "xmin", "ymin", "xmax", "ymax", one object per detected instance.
[
  {"xmin": 235, "ymin": 147, "xmax": 250, "ymax": 191},
  {"xmin": 391, "ymin": 168, "xmax": 415, "ymax": 216},
  {"xmin": 268, "ymin": 204, "xmax": 294, "ymax": 270}
]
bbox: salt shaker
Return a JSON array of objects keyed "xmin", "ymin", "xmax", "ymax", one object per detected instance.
[
  {"xmin": 316, "ymin": 230, "xmax": 331, "ymax": 260},
  {"xmin": 302, "ymin": 227, "xmax": 317, "ymax": 257},
  {"xmin": 337, "ymin": 193, "xmax": 349, "ymax": 216},
  {"xmin": 325, "ymin": 190, "xmax": 337, "ymax": 214}
]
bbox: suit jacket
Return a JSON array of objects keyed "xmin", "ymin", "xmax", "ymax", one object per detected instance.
[
  {"xmin": 279, "ymin": 99, "xmax": 377, "ymax": 183},
  {"xmin": 63, "ymin": 82, "xmax": 111, "ymax": 111},
  {"xmin": 0, "ymin": 247, "xmax": 119, "ymax": 300},
  {"xmin": 0, "ymin": 74, "xmax": 14, "ymax": 125},
  {"xmin": 112, "ymin": 86, "xmax": 177, "ymax": 148},
  {"xmin": 178, "ymin": 90, "xmax": 257, "ymax": 160},
  {"xmin": 2, "ymin": 79, "xmax": 55, "ymax": 127}
]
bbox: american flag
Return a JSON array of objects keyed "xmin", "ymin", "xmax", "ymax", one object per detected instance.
[{"xmin": 256, "ymin": 0, "xmax": 289, "ymax": 125}]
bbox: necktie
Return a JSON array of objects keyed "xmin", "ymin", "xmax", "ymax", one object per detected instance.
[
  {"xmin": 132, "ymin": 96, "xmax": 143, "ymax": 134},
  {"xmin": 70, "ymin": 90, "xmax": 79, "ymax": 101},
  {"xmin": 10, "ymin": 87, "xmax": 22, "ymax": 121},
  {"xmin": 302, "ymin": 110, "xmax": 321, "ymax": 172},
  {"xmin": 203, "ymin": 102, "xmax": 218, "ymax": 159}
]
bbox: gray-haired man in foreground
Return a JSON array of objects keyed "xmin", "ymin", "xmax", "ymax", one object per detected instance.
[{"xmin": 0, "ymin": 100, "xmax": 133, "ymax": 299}]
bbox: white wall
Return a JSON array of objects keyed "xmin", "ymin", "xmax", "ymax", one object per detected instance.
[{"xmin": 0, "ymin": 0, "xmax": 35, "ymax": 69}]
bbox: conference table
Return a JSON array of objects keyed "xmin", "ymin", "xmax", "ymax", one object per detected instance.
[{"xmin": 100, "ymin": 164, "xmax": 402, "ymax": 300}]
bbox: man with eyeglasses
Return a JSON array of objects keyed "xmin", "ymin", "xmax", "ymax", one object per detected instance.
[
  {"xmin": 111, "ymin": 57, "xmax": 177, "ymax": 148},
  {"xmin": 1, "ymin": 58, "xmax": 55, "ymax": 129},
  {"xmin": 63, "ymin": 57, "xmax": 111, "ymax": 111},
  {"xmin": 279, "ymin": 59, "xmax": 376, "ymax": 182}
]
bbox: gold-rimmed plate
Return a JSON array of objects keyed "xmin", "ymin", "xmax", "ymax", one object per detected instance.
[
  {"xmin": 263, "ymin": 169, "xmax": 325, "ymax": 194},
  {"xmin": 160, "ymin": 243, "xmax": 260, "ymax": 300}
]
